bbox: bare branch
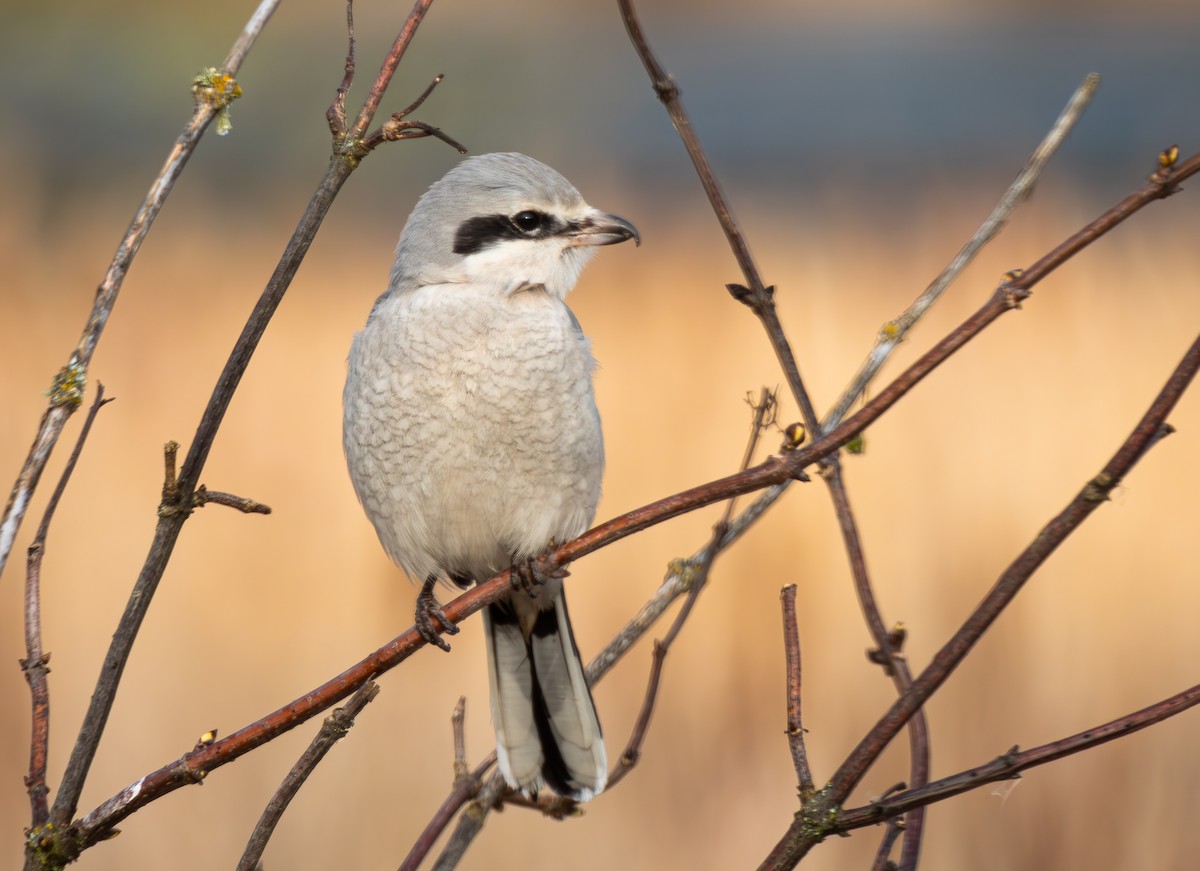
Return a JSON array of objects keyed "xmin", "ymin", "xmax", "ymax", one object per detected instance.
[
  {"xmin": 193, "ymin": 486, "xmax": 272, "ymax": 515},
  {"xmin": 760, "ymin": 330, "xmax": 1200, "ymax": 868},
  {"xmin": 237, "ymin": 681, "xmax": 380, "ymax": 871},
  {"xmin": 0, "ymin": 0, "xmax": 280, "ymax": 583},
  {"xmin": 22, "ymin": 385, "xmax": 113, "ymax": 829},
  {"xmin": 824, "ymin": 72, "xmax": 1101, "ymax": 431},
  {"xmin": 350, "ymin": 0, "xmax": 437, "ymax": 140},
  {"xmin": 823, "ymin": 462, "xmax": 929, "ymax": 869},
  {"xmin": 44, "ymin": 0, "xmax": 447, "ymax": 843},
  {"xmin": 616, "ymin": 0, "xmax": 820, "ymax": 433},
  {"xmin": 60, "ymin": 149, "xmax": 1200, "ymax": 854},
  {"xmin": 327, "ymin": 0, "xmax": 356, "ymax": 135},
  {"xmin": 839, "ymin": 680, "xmax": 1200, "ymax": 832},
  {"xmin": 780, "ymin": 585, "xmax": 814, "ymax": 796},
  {"xmin": 428, "ymin": 772, "xmax": 506, "ymax": 871}
]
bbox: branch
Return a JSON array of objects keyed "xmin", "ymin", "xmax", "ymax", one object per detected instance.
[
  {"xmin": 823, "ymin": 72, "xmax": 1101, "ymax": 431},
  {"xmin": 22, "ymin": 386, "xmax": 113, "ymax": 831},
  {"xmin": 780, "ymin": 585, "xmax": 814, "ymax": 796},
  {"xmin": 616, "ymin": 0, "xmax": 820, "ymax": 433},
  {"xmin": 44, "ymin": 0, "xmax": 450, "ymax": 843},
  {"xmin": 760, "ymin": 329, "xmax": 1200, "ymax": 868},
  {"xmin": 236, "ymin": 681, "xmax": 380, "ymax": 871},
  {"xmin": 64, "ymin": 148, "xmax": 1200, "ymax": 853},
  {"xmin": 838, "ymin": 680, "xmax": 1200, "ymax": 832},
  {"xmin": 0, "ymin": 0, "xmax": 280, "ymax": 583},
  {"xmin": 823, "ymin": 462, "xmax": 929, "ymax": 870}
]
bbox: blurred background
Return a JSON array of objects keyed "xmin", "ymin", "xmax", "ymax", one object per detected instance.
[{"xmin": 2, "ymin": 0, "xmax": 1200, "ymax": 868}]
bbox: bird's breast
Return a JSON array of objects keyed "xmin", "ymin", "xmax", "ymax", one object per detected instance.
[{"xmin": 344, "ymin": 284, "xmax": 604, "ymax": 582}]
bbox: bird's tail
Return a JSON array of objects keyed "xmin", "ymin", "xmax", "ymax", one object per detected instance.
[{"xmin": 483, "ymin": 589, "xmax": 606, "ymax": 801}]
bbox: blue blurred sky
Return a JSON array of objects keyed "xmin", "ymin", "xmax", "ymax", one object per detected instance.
[{"xmin": 2, "ymin": 0, "xmax": 1198, "ymax": 214}]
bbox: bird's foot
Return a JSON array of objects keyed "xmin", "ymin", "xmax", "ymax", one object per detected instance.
[
  {"xmin": 416, "ymin": 575, "xmax": 459, "ymax": 652},
  {"xmin": 510, "ymin": 545, "xmax": 570, "ymax": 599}
]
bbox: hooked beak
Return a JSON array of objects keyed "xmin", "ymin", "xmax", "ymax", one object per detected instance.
[{"xmin": 566, "ymin": 210, "xmax": 640, "ymax": 248}]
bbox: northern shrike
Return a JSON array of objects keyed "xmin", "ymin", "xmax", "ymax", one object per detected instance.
[{"xmin": 343, "ymin": 152, "xmax": 638, "ymax": 801}]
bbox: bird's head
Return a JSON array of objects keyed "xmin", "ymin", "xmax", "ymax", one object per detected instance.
[{"xmin": 390, "ymin": 152, "xmax": 639, "ymax": 299}]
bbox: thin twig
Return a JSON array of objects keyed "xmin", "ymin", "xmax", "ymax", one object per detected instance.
[
  {"xmin": 22, "ymin": 386, "xmax": 113, "ymax": 829},
  {"xmin": 780, "ymin": 585, "xmax": 814, "ymax": 795},
  {"xmin": 823, "ymin": 73, "xmax": 1101, "ymax": 431},
  {"xmin": 869, "ymin": 818, "xmax": 905, "ymax": 871},
  {"xmin": 823, "ymin": 462, "xmax": 929, "ymax": 870},
  {"xmin": 429, "ymin": 772, "xmax": 506, "ymax": 871},
  {"xmin": 236, "ymin": 682, "xmax": 380, "ymax": 871},
  {"xmin": 839, "ymin": 680, "xmax": 1200, "ymax": 831},
  {"xmin": 760, "ymin": 331, "xmax": 1200, "ymax": 869},
  {"xmin": 398, "ymin": 754, "xmax": 494, "ymax": 871},
  {"xmin": 350, "ymin": 0, "xmax": 437, "ymax": 139},
  {"xmin": 606, "ymin": 392, "xmax": 774, "ymax": 790},
  {"xmin": 0, "ymin": 0, "xmax": 280, "ymax": 584},
  {"xmin": 327, "ymin": 0, "xmax": 356, "ymax": 135},
  {"xmin": 44, "ymin": 0, "xmax": 447, "ymax": 845},
  {"xmin": 193, "ymin": 486, "xmax": 272, "ymax": 515},
  {"xmin": 617, "ymin": 0, "xmax": 820, "ymax": 434},
  {"xmin": 451, "ymin": 697, "xmax": 468, "ymax": 778},
  {"xmin": 65, "ymin": 151, "xmax": 1200, "ymax": 852}
]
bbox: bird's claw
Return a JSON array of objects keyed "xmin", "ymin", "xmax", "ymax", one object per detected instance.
[
  {"xmin": 510, "ymin": 551, "xmax": 569, "ymax": 599},
  {"xmin": 416, "ymin": 577, "xmax": 459, "ymax": 652}
]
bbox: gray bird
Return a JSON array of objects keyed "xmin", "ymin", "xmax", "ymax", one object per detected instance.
[{"xmin": 343, "ymin": 152, "xmax": 638, "ymax": 801}]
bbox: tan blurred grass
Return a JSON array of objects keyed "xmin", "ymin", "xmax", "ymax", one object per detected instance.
[{"xmin": 2, "ymin": 163, "xmax": 1200, "ymax": 871}]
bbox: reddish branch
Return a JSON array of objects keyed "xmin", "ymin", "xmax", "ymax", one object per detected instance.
[
  {"xmin": 780, "ymin": 585, "xmax": 814, "ymax": 795},
  {"xmin": 22, "ymin": 386, "xmax": 113, "ymax": 828}
]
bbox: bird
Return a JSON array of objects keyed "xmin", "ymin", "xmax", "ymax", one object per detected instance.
[{"xmin": 342, "ymin": 152, "xmax": 638, "ymax": 802}]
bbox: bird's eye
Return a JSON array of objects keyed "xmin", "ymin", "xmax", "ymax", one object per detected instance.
[{"xmin": 510, "ymin": 210, "xmax": 544, "ymax": 233}]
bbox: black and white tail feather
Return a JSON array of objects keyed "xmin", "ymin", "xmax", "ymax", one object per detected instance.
[{"xmin": 484, "ymin": 588, "xmax": 606, "ymax": 801}]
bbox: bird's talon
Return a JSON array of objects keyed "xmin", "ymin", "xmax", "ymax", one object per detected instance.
[{"xmin": 416, "ymin": 577, "xmax": 458, "ymax": 652}]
